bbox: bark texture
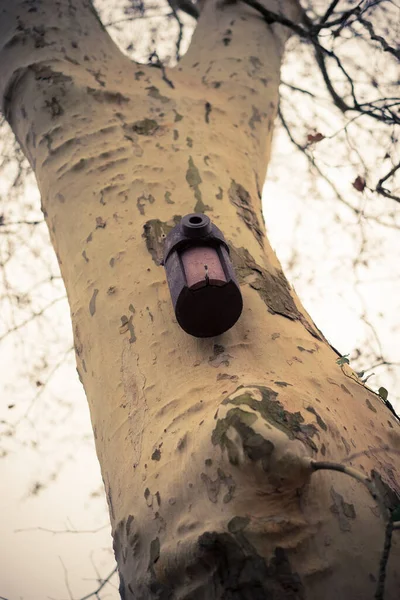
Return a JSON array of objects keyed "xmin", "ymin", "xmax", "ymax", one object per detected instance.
[{"xmin": 1, "ymin": 0, "xmax": 399, "ymax": 598}]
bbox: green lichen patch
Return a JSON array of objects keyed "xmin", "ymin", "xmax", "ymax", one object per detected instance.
[
  {"xmin": 132, "ymin": 118, "xmax": 159, "ymax": 135},
  {"xmin": 220, "ymin": 386, "xmax": 318, "ymax": 453},
  {"xmin": 228, "ymin": 180, "xmax": 264, "ymax": 247},
  {"xmin": 212, "ymin": 406, "xmax": 275, "ymax": 469},
  {"xmin": 230, "ymin": 244, "xmax": 323, "ymax": 341},
  {"xmin": 143, "ymin": 216, "xmax": 180, "ymax": 265}
]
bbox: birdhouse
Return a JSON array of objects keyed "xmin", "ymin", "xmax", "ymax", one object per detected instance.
[{"xmin": 163, "ymin": 213, "xmax": 243, "ymax": 337}]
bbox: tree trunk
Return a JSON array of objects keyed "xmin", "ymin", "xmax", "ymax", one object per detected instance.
[{"xmin": 1, "ymin": 1, "xmax": 399, "ymax": 598}]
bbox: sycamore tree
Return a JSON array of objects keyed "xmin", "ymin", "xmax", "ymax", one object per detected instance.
[{"xmin": 0, "ymin": 0, "xmax": 399, "ymax": 598}]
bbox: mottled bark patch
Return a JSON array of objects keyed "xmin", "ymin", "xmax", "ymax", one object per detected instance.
[
  {"xmin": 89, "ymin": 289, "xmax": 99, "ymax": 316},
  {"xmin": 164, "ymin": 191, "xmax": 174, "ymax": 204},
  {"xmin": 230, "ymin": 244, "xmax": 323, "ymax": 340},
  {"xmin": 120, "ymin": 315, "xmax": 136, "ymax": 343},
  {"xmin": 132, "ymin": 118, "xmax": 159, "ymax": 135},
  {"xmin": 137, "ymin": 193, "xmax": 155, "ymax": 216},
  {"xmin": 341, "ymin": 384, "xmax": 352, "ymax": 396},
  {"xmin": 149, "ymin": 537, "xmax": 160, "ymax": 567},
  {"xmin": 217, "ymin": 373, "xmax": 238, "ymax": 382},
  {"xmin": 209, "ymin": 344, "xmax": 232, "ymax": 367},
  {"xmin": 194, "ymin": 196, "xmax": 213, "ymax": 213},
  {"xmin": 216, "ymin": 186, "xmax": 223, "ymax": 199},
  {"xmin": 144, "ymin": 488, "xmax": 153, "ymax": 507},
  {"xmin": 87, "ymin": 87, "xmax": 129, "ymax": 104},
  {"xmin": 33, "ymin": 65, "xmax": 73, "ymax": 85},
  {"xmin": 151, "ymin": 448, "xmax": 161, "ymax": 461},
  {"xmin": 228, "ymin": 181, "xmax": 264, "ymax": 247},
  {"xmin": 227, "ymin": 516, "xmax": 251, "ymax": 533},
  {"xmin": 186, "ymin": 156, "xmax": 202, "ymax": 203},
  {"xmin": 143, "ymin": 216, "xmax": 180, "ymax": 265},
  {"xmin": 146, "ymin": 86, "xmax": 169, "ymax": 104},
  {"xmin": 173, "ymin": 109, "xmax": 183, "ymax": 122},
  {"xmin": 249, "ymin": 105, "xmax": 262, "ymax": 130},
  {"xmin": 330, "ymin": 487, "xmax": 356, "ymax": 532},
  {"xmin": 201, "ymin": 468, "xmax": 236, "ymax": 503},
  {"xmin": 306, "ymin": 406, "xmax": 327, "ymax": 431},
  {"xmin": 205, "ymin": 101, "xmax": 212, "ymax": 123},
  {"xmin": 371, "ymin": 470, "xmax": 400, "ymax": 514},
  {"xmin": 192, "ymin": 533, "xmax": 305, "ymax": 599},
  {"xmin": 113, "ymin": 515, "xmax": 141, "ymax": 587},
  {"xmin": 214, "ymin": 386, "xmax": 319, "ymax": 458},
  {"xmin": 45, "ymin": 96, "xmax": 63, "ymax": 118},
  {"xmin": 298, "ymin": 345, "xmax": 315, "ymax": 354},
  {"xmin": 366, "ymin": 398, "xmax": 377, "ymax": 413},
  {"xmin": 341, "ymin": 436, "xmax": 351, "ymax": 455},
  {"xmin": 96, "ymin": 216, "xmax": 106, "ymax": 228}
]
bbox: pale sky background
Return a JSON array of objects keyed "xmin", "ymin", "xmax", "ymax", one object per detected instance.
[{"xmin": 0, "ymin": 2, "xmax": 399, "ymax": 599}]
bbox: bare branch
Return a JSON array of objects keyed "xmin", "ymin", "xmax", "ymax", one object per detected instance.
[
  {"xmin": 375, "ymin": 520, "xmax": 394, "ymax": 600},
  {"xmin": 358, "ymin": 15, "xmax": 400, "ymax": 60},
  {"xmin": 319, "ymin": 0, "xmax": 341, "ymax": 25},
  {"xmin": 278, "ymin": 106, "xmax": 359, "ymax": 214},
  {"xmin": 0, "ymin": 295, "xmax": 66, "ymax": 343},
  {"xmin": 15, "ymin": 524, "xmax": 109, "ymax": 535},
  {"xmin": 169, "ymin": 0, "xmax": 199, "ymax": 20},
  {"xmin": 78, "ymin": 567, "xmax": 118, "ymax": 600},
  {"xmin": 376, "ymin": 162, "xmax": 400, "ymax": 203},
  {"xmin": 59, "ymin": 556, "xmax": 74, "ymax": 600}
]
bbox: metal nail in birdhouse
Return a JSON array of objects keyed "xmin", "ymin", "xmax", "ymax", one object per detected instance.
[{"xmin": 163, "ymin": 213, "xmax": 243, "ymax": 337}]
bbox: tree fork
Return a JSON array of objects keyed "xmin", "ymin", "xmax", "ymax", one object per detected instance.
[{"xmin": 0, "ymin": 0, "xmax": 399, "ymax": 598}]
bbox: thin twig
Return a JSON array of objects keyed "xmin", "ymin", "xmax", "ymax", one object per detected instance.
[
  {"xmin": 376, "ymin": 162, "xmax": 400, "ymax": 203},
  {"xmin": 344, "ymin": 447, "xmax": 400, "ymax": 464},
  {"xmin": 310, "ymin": 460, "xmax": 378, "ymax": 499},
  {"xmin": 319, "ymin": 0, "xmax": 341, "ymax": 25},
  {"xmin": 78, "ymin": 566, "xmax": 118, "ymax": 600},
  {"xmin": 358, "ymin": 16, "xmax": 400, "ymax": 60},
  {"xmin": 15, "ymin": 524, "xmax": 109, "ymax": 535},
  {"xmin": 0, "ymin": 295, "xmax": 66, "ymax": 342},
  {"xmin": 59, "ymin": 557, "xmax": 74, "ymax": 600}
]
